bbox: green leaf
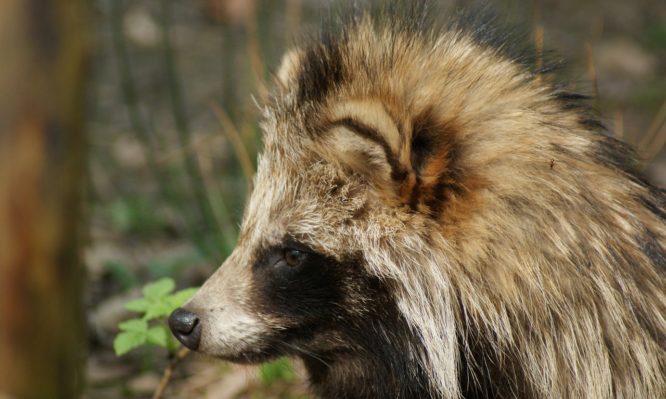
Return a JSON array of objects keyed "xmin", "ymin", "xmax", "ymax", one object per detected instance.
[
  {"xmin": 107, "ymin": 197, "xmax": 160, "ymax": 235},
  {"xmin": 259, "ymin": 358, "xmax": 295, "ymax": 385},
  {"xmin": 103, "ymin": 260, "xmax": 138, "ymax": 290},
  {"xmin": 114, "ymin": 331, "xmax": 147, "ymax": 356},
  {"xmin": 124, "ymin": 298, "xmax": 151, "ymax": 313},
  {"xmin": 146, "ymin": 326, "xmax": 168, "ymax": 347},
  {"xmin": 142, "ymin": 277, "xmax": 175, "ymax": 300},
  {"xmin": 147, "ymin": 249, "xmax": 203, "ymax": 279},
  {"xmin": 108, "ymin": 200, "xmax": 133, "ymax": 233},
  {"xmin": 167, "ymin": 287, "xmax": 198, "ymax": 308},
  {"xmin": 118, "ymin": 318, "xmax": 148, "ymax": 333},
  {"xmin": 143, "ymin": 300, "xmax": 173, "ymax": 321}
]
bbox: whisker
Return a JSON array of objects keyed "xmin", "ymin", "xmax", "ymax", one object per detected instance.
[{"xmin": 267, "ymin": 337, "xmax": 333, "ymax": 368}]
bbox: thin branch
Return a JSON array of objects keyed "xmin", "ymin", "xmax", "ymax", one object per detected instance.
[
  {"xmin": 639, "ymin": 100, "xmax": 666, "ymax": 160},
  {"xmin": 285, "ymin": 0, "xmax": 303, "ymax": 43},
  {"xmin": 210, "ymin": 103, "xmax": 255, "ymax": 184},
  {"xmin": 585, "ymin": 42, "xmax": 600, "ymax": 112},
  {"xmin": 534, "ymin": 25, "xmax": 544, "ymax": 79},
  {"xmin": 109, "ymin": 0, "xmax": 179, "ymax": 208},
  {"xmin": 159, "ymin": 0, "xmax": 228, "ymax": 256},
  {"xmin": 613, "ymin": 109, "xmax": 624, "ymax": 140},
  {"xmin": 532, "ymin": 0, "xmax": 543, "ymax": 82},
  {"xmin": 152, "ymin": 347, "xmax": 190, "ymax": 399},
  {"xmin": 245, "ymin": 2, "xmax": 268, "ymax": 101}
]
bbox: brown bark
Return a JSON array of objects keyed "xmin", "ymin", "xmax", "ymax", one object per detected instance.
[{"xmin": 0, "ymin": 0, "xmax": 89, "ymax": 398}]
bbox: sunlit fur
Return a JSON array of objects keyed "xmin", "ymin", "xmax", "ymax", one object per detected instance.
[{"xmin": 185, "ymin": 5, "xmax": 666, "ymax": 398}]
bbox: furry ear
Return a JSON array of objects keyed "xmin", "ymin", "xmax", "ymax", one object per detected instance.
[
  {"xmin": 275, "ymin": 48, "xmax": 304, "ymax": 89},
  {"xmin": 315, "ymin": 99, "xmax": 473, "ymax": 214},
  {"xmin": 319, "ymin": 124, "xmax": 395, "ymax": 189},
  {"xmin": 314, "ymin": 99, "xmax": 412, "ymax": 199},
  {"xmin": 405, "ymin": 109, "xmax": 470, "ymax": 215}
]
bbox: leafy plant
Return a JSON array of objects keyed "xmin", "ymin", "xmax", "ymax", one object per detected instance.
[
  {"xmin": 103, "ymin": 259, "xmax": 138, "ymax": 290},
  {"xmin": 114, "ymin": 277, "xmax": 198, "ymax": 356},
  {"xmin": 107, "ymin": 197, "xmax": 161, "ymax": 235},
  {"xmin": 259, "ymin": 357, "xmax": 296, "ymax": 385}
]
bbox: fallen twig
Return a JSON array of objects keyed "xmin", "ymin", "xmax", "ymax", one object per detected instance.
[{"xmin": 152, "ymin": 347, "xmax": 190, "ymax": 399}]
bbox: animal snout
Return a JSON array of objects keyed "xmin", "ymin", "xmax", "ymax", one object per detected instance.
[{"xmin": 168, "ymin": 308, "xmax": 202, "ymax": 350}]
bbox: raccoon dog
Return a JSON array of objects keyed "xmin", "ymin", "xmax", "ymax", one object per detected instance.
[{"xmin": 169, "ymin": 4, "xmax": 666, "ymax": 398}]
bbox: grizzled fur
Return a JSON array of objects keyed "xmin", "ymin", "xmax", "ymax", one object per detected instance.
[{"xmin": 182, "ymin": 4, "xmax": 666, "ymax": 398}]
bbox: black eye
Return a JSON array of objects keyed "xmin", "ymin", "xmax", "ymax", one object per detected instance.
[{"xmin": 284, "ymin": 249, "xmax": 306, "ymax": 267}]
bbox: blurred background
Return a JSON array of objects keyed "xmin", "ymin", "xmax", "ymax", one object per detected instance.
[{"xmin": 0, "ymin": 0, "xmax": 663, "ymax": 398}]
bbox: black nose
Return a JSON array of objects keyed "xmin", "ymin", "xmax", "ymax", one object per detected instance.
[{"xmin": 168, "ymin": 308, "xmax": 201, "ymax": 350}]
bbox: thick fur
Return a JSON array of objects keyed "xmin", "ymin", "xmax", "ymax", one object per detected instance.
[{"xmin": 182, "ymin": 4, "xmax": 666, "ymax": 398}]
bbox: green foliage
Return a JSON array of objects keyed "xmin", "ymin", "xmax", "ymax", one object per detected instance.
[
  {"xmin": 259, "ymin": 358, "xmax": 295, "ymax": 385},
  {"xmin": 632, "ymin": 79, "xmax": 666, "ymax": 111},
  {"xmin": 643, "ymin": 23, "xmax": 666, "ymax": 51},
  {"xmin": 107, "ymin": 197, "xmax": 161, "ymax": 235},
  {"xmin": 146, "ymin": 249, "xmax": 205, "ymax": 279},
  {"xmin": 103, "ymin": 260, "xmax": 138, "ymax": 290},
  {"xmin": 114, "ymin": 277, "xmax": 198, "ymax": 356}
]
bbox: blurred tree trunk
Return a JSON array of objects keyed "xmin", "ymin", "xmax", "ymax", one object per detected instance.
[{"xmin": 0, "ymin": 0, "xmax": 89, "ymax": 398}]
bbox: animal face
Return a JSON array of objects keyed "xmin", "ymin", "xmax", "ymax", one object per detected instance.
[
  {"xmin": 166, "ymin": 22, "xmax": 466, "ymax": 359},
  {"xmin": 168, "ymin": 133, "xmax": 394, "ymax": 362}
]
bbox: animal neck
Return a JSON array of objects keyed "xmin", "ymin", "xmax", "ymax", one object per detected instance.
[
  {"xmin": 302, "ymin": 349, "xmax": 434, "ymax": 399},
  {"xmin": 456, "ymin": 314, "xmax": 535, "ymax": 398},
  {"xmin": 301, "ymin": 324, "xmax": 536, "ymax": 399},
  {"xmin": 300, "ymin": 301, "xmax": 436, "ymax": 398}
]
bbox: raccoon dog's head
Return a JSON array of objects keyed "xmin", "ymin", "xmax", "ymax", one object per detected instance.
[
  {"xmin": 168, "ymin": 13, "xmax": 460, "ymax": 362},
  {"xmin": 168, "ymin": 7, "xmax": 575, "ymax": 395}
]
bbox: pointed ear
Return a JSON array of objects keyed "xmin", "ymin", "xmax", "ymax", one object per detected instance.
[
  {"xmin": 314, "ymin": 99, "xmax": 414, "ymax": 199},
  {"xmin": 314, "ymin": 100, "xmax": 477, "ymax": 216},
  {"xmin": 275, "ymin": 48, "xmax": 304, "ymax": 89}
]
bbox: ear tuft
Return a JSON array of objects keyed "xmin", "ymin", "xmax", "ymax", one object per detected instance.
[{"xmin": 275, "ymin": 48, "xmax": 304, "ymax": 89}]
